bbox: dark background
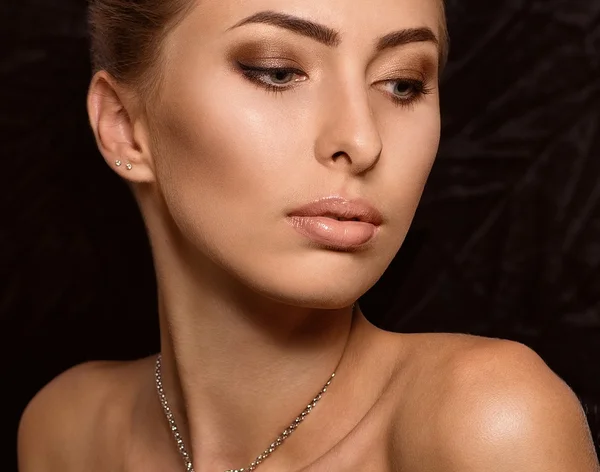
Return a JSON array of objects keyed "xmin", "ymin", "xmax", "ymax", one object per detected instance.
[{"xmin": 1, "ymin": 0, "xmax": 599, "ymax": 469}]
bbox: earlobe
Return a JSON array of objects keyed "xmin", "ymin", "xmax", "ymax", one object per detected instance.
[{"xmin": 86, "ymin": 71, "xmax": 156, "ymax": 183}]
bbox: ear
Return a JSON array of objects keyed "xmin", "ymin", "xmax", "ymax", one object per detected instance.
[{"xmin": 87, "ymin": 71, "xmax": 156, "ymax": 183}]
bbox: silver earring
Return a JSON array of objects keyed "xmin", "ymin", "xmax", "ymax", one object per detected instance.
[
  {"xmin": 115, "ymin": 160, "xmax": 122, "ymax": 167},
  {"xmin": 126, "ymin": 162, "xmax": 133, "ymax": 170}
]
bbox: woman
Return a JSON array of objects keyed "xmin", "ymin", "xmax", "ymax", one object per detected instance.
[{"xmin": 17, "ymin": 0, "xmax": 599, "ymax": 470}]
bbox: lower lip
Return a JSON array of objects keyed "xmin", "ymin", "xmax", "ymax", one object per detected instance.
[{"xmin": 286, "ymin": 216, "xmax": 379, "ymax": 249}]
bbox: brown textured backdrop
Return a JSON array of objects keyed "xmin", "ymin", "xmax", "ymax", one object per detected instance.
[{"xmin": 1, "ymin": 0, "xmax": 599, "ymax": 469}]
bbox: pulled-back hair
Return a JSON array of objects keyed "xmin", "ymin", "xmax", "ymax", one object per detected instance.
[
  {"xmin": 87, "ymin": 0, "xmax": 449, "ymax": 101},
  {"xmin": 87, "ymin": 0, "xmax": 196, "ymax": 100}
]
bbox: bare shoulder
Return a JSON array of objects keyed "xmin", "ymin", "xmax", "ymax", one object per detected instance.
[
  {"xmin": 17, "ymin": 357, "xmax": 153, "ymax": 472},
  {"xmin": 392, "ymin": 333, "xmax": 599, "ymax": 471}
]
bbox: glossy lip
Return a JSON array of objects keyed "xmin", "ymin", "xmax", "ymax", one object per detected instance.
[{"xmin": 287, "ymin": 196, "xmax": 384, "ymax": 225}]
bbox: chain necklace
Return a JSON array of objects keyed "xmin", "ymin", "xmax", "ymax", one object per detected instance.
[{"xmin": 155, "ymin": 304, "xmax": 354, "ymax": 472}]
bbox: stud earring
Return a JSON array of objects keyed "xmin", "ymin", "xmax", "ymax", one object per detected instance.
[
  {"xmin": 126, "ymin": 162, "xmax": 133, "ymax": 170},
  {"xmin": 115, "ymin": 160, "xmax": 122, "ymax": 167}
]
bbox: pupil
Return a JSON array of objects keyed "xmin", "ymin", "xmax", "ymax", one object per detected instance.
[
  {"xmin": 274, "ymin": 71, "xmax": 289, "ymax": 82},
  {"xmin": 395, "ymin": 83, "xmax": 412, "ymax": 95}
]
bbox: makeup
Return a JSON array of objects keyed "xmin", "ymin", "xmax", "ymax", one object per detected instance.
[
  {"xmin": 286, "ymin": 196, "xmax": 383, "ymax": 250},
  {"xmin": 287, "ymin": 216, "xmax": 380, "ymax": 250}
]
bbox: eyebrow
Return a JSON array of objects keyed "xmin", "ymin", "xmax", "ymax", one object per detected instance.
[{"xmin": 228, "ymin": 10, "xmax": 439, "ymax": 52}]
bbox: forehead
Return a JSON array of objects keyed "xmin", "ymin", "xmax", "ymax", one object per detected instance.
[{"xmin": 180, "ymin": 0, "xmax": 442, "ymax": 46}]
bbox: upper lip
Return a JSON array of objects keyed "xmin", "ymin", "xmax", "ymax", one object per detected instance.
[{"xmin": 288, "ymin": 196, "xmax": 383, "ymax": 225}]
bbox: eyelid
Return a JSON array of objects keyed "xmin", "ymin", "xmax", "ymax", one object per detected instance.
[
  {"xmin": 374, "ymin": 65, "xmax": 427, "ymax": 81},
  {"xmin": 374, "ymin": 59, "xmax": 437, "ymax": 86},
  {"xmin": 230, "ymin": 46, "xmax": 306, "ymax": 67},
  {"xmin": 237, "ymin": 61, "xmax": 305, "ymax": 74}
]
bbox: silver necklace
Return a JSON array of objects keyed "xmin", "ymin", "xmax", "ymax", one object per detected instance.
[{"xmin": 155, "ymin": 306, "xmax": 354, "ymax": 472}]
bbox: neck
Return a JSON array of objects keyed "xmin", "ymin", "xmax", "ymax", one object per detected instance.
[
  {"xmin": 158, "ymin": 300, "xmax": 357, "ymax": 471},
  {"xmin": 150, "ymin": 238, "xmax": 366, "ymax": 471}
]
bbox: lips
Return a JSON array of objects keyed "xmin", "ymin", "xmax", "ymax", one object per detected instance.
[
  {"xmin": 286, "ymin": 196, "xmax": 383, "ymax": 250},
  {"xmin": 287, "ymin": 196, "xmax": 383, "ymax": 226}
]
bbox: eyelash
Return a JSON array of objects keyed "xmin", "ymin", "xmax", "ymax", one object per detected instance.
[{"xmin": 237, "ymin": 62, "xmax": 434, "ymax": 109}]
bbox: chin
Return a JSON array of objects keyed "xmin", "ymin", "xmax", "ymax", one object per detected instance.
[{"xmin": 229, "ymin": 252, "xmax": 392, "ymax": 310}]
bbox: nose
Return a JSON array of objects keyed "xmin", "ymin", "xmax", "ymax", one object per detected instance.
[{"xmin": 314, "ymin": 78, "xmax": 383, "ymax": 175}]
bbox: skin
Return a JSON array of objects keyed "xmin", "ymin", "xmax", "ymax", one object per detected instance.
[{"xmin": 17, "ymin": 0, "xmax": 599, "ymax": 471}]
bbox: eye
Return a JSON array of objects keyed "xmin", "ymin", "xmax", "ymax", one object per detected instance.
[
  {"xmin": 378, "ymin": 78, "xmax": 434, "ymax": 108},
  {"xmin": 391, "ymin": 81, "xmax": 418, "ymax": 97},
  {"xmin": 237, "ymin": 62, "xmax": 307, "ymax": 92},
  {"xmin": 267, "ymin": 69, "xmax": 297, "ymax": 85},
  {"xmin": 381, "ymin": 79, "xmax": 422, "ymax": 99}
]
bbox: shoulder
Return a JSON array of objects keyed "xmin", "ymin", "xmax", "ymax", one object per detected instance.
[
  {"xmin": 17, "ymin": 358, "xmax": 148, "ymax": 472},
  {"xmin": 400, "ymin": 334, "xmax": 599, "ymax": 471}
]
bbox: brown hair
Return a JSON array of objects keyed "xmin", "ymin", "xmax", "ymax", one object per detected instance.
[
  {"xmin": 87, "ymin": 0, "xmax": 196, "ymax": 101},
  {"xmin": 88, "ymin": 0, "xmax": 449, "ymax": 100}
]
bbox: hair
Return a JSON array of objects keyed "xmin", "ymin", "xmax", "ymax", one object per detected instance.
[{"xmin": 88, "ymin": 0, "xmax": 449, "ymax": 103}]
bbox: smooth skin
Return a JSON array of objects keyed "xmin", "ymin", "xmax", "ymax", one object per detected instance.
[{"xmin": 18, "ymin": 0, "xmax": 599, "ymax": 470}]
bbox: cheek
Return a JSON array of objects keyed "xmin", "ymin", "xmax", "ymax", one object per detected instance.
[
  {"xmin": 378, "ymin": 104, "xmax": 440, "ymax": 221},
  {"xmin": 151, "ymin": 68, "xmax": 308, "ymax": 246},
  {"xmin": 159, "ymin": 84, "xmax": 270, "ymax": 195}
]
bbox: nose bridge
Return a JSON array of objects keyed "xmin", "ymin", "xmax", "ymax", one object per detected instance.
[{"xmin": 314, "ymin": 69, "xmax": 383, "ymax": 173}]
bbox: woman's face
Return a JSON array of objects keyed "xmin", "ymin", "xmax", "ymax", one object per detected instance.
[{"xmin": 146, "ymin": 0, "xmax": 442, "ymax": 307}]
